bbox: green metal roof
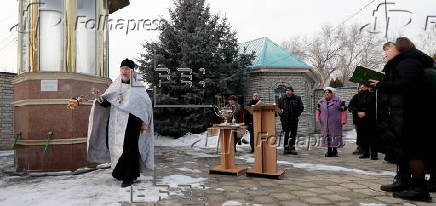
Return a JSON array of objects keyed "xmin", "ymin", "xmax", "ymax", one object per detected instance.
[{"xmin": 238, "ymin": 37, "xmax": 310, "ymax": 68}]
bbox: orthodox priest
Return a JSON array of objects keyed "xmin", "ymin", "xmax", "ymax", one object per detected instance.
[{"xmin": 87, "ymin": 58, "xmax": 154, "ymax": 188}]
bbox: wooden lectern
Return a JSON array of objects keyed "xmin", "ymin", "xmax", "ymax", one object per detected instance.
[
  {"xmin": 209, "ymin": 124, "xmax": 248, "ymax": 176},
  {"xmin": 246, "ymin": 103, "xmax": 285, "ymax": 179}
]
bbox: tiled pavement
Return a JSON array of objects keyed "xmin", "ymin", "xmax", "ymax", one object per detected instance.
[{"xmin": 125, "ymin": 143, "xmax": 435, "ymax": 206}]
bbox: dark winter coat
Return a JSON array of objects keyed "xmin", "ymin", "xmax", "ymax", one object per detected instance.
[
  {"xmin": 348, "ymin": 90, "xmax": 376, "ymax": 124},
  {"xmin": 376, "ymin": 48, "xmax": 434, "ymax": 159},
  {"xmin": 244, "ymin": 99, "xmax": 260, "ymax": 128},
  {"xmin": 277, "ymin": 94, "xmax": 304, "ymax": 122},
  {"xmin": 348, "ymin": 90, "xmax": 376, "ymax": 146}
]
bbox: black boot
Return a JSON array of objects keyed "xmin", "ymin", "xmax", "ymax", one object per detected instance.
[
  {"xmin": 384, "ymin": 154, "xmax": 396, "ymax": 164},
  {"xmin": 289, "ymin": 146, "xmax": 298, "ymax": 155},
  {"xmin": 359, "ymin": 152, "xmax": 370, "ymax": 159},
  {"xmin": 393, "ymin": 181, "xmax": 431, "ymax": 202},
  {"xmin": 332, "ymin": 148, "xmax": 338, "ymax": 157},
  {"xmin": 241, "ymin": 138, "xmax": 249, "ymax": 144},
  {"xmin": 429, "ymin": 166, "xmax": 436, "ymax": 192},
  {"xmin": 352, "ymin": 147, "xmax": 362, "ymax": 155},
  {"xmin": 370, "ymin": 152, "xmax": 378, "ymax": 160},
  {"xmin": 381, "ymin": 164, "xmax": 410, "ymax": 192},
  {"xmin": 325, "ymin": 147, "xmax": 333, "ymax": 157},
  {"xmin": 237, "ymin": 139, "xmax": 242, "ymax": 145},
  {"xmin": 284, "ymin": 146, "xmax": 290, "ymax": 155},
  {"xmin": 428, "ymin": 180, "xmax": 436, "ymax": 192},
  {"xmin": 121, "ymin": 180, "xmax": 134, "ymax": 188}
]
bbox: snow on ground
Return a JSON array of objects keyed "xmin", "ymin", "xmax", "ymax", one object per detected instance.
[
  {"xmin": 155, "ymin": 129, "xmax": 356, "ymax": 148},
  {"xmin": 186, "ymin": 151, "xmax": 220, "ymax": 158},
  {"xmin": 0, "ymin": 129, "xmax": 366, "ymax": 206},
  {"xmin": 155, "ymin": 132, "xmax": 251, "ymax": 149},
  {"xmin": 0, "ymin": 166, "xmax": 208, "ymax": 206},
  {"xmin": 278, "ymin": 161, "xmax": 395, "ymax": 176},
  {"xmin": 222, "ymin": 201, "xmax": 263, "ymax": 206},
  {"xmin": 159, "ymin": 175, "xmax": 207, "ymax": 188},
  {"xmin": 177, "ymin": 167, "xmax": 202, "ymax": 173},
  {"xmin": 0, "ymin": 150, "xmax": 14, "ymax": 157},
  {"xmin": 237, "ymin": 154, "xmax": 394, "ymax": 176},
  {"xmin": 237, "ymin": 154, "xmax": 255, "ymax": 163},
  {"xmin": 0, "ymin": 168, "xmax": 162, "ymax": 206},
  {"xmin": 222, "ymin": 200, "xmax": 245, "ymax": 206}
]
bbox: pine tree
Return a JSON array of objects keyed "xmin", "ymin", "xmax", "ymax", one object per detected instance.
[{"xmin": 137, "ymin": 0, "xmax": 254, "ymax": 137}]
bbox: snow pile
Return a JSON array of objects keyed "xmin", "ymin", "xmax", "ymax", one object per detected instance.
[{"xmin": 159, "ymin": 175, "xmax": 207, "ymax": 188}]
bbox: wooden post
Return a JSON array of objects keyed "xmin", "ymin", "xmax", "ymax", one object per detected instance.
[
  {"xmin": 246, "ymin": 103, "xmax": 285, "ymax": 179},
  {"xmin": 209, "ymin": 124, "xmax": 247, "ymax": 176}
]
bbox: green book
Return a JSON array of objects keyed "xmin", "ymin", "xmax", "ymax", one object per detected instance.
[{"xmin": 349, "ymin": 66, "xmax": 385, "ymax": 84}]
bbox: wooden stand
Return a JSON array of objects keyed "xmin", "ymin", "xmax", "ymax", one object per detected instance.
[
  {"xmin": 246, "ymin": 104, "xmax": 285, "ymax": 179},
  {"xmin": 209, "ymin": 124, "xmax": 247, "ymax": 176}
]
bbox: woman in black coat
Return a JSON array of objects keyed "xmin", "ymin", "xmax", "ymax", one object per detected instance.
[{"xmin": 370, "ymin": 37, "xmax": 434, "ymax": 201}]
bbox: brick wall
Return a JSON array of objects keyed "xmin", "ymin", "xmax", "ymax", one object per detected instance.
[
  {"xmin": 246, "ymin": 71, "xmax": 317, "ymax": 135},
  {"xmin": 0, "ymin": 72, "xmax": 16, "ymax": 150}
]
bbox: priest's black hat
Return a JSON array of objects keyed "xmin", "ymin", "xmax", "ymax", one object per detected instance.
[{"xmin": 120, "ymin": 58, "xmax": 135, "ymax": 69}]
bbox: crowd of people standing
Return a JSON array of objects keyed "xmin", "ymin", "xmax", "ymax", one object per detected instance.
[{"xmin": 225, "ymin": 37, "xmax": 435, "ymax": 202}]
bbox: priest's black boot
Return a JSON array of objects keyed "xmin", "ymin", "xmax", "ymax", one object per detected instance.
[
  {"xmin": 121, "ymin": 180, "xmax": 133, "ymax": 188},
  {"xmin": 284, "ymin": 146, "xmax": 290, "ymax": 155},
  {"xmin": 289, "ymin": 146, "xmax": 298, "ymax": 155}
]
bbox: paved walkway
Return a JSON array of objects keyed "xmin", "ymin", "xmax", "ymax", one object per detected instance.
[
  {"xmin": 1, "ymin": 141, "xmax": 435, "ymax": 205},
  {"xmin": 128, "ymin": 142, "xmax": 435, "ymax": 206}
]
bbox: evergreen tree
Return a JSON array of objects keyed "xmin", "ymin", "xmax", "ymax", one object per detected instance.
[{"xmin": 138, "ymin": 0, "xmax": 254, "ymax": 137}]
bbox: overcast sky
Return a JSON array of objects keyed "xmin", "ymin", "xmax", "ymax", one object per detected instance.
[{"xmin": 0, "ymin": 0, "xmax": 435, "ymax": 79}]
